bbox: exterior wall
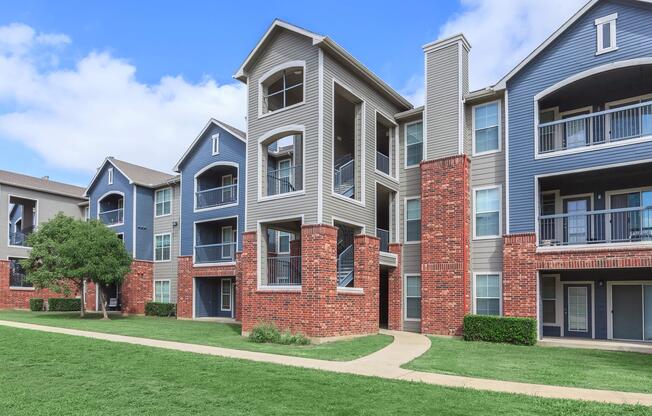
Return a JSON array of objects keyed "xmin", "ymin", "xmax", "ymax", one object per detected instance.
[
  {"xmin": 321, "ymin": 51, "xmax": 400, "ymax": 232},
  {"xmin": 245, "ymin": 29, "xmax": 320, "ymax": 230},
  {"xmin": 420, "ymin": 155, "xmax": 471, "ymax": 335},
  {"xmin": 507, "ymin": 0, "xmax": 652, "ymax": 233},
  {"xmin": 176, "ymin": 256, "xmax": 237, "ymax": 319},
  {"xmin": 153, "ymin": 182, "xmax": 180, "ymax": 302},
  {"xmin": 134, "ymin": 185, "xmax": 154, "ymax": 261},
  {"xmin": 178, "ymin": 124, "xmax": 246, "ymax": 256},
  {"xmin": 387, "ymin": 243, "xmax": 403, "ymax": 330},
  {"xmin": 120, "ymin": 260, "xmax": 153, "ymax": 314},
  {"xmin": 502, "ymin": 234, "xmax": 538, "ymax": 318}
]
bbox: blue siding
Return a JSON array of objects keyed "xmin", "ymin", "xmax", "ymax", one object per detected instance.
[
  {"xmin": 88, "ymin": 162, "xmax": 135, "ymax": 257},
  {"xmin": 508, "ymin": 0, "xmax": 652, "ymax": 233},
  {"xmin": 135, "ymin": 185, "xmax": 154, "ymax": 260},
  {"xmin": 178, "ymin": 124, "xmax": 246, "ymax": 257}
]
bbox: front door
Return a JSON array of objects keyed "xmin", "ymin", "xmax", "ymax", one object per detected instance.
[
  {"xmin": 612, "ymin": 284, "xmax": 643, "ymax": 340},
  {"xmin": 564, "ymin": 284, "xmax": 592, "ymax": 338},
  {"xmin": 564, "ymin": 198, "xmax": 590, "ymax": 245},
  {"xmin": 194, "ymin": 277, "xmax": 234, "ymax": 318}
]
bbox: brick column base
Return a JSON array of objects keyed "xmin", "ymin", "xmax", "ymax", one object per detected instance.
[
  {"xmin": 120, "ymin": 260, "xmax": 153, "ymax": 315},
  {"xmin": 387, "ymin": 243, "xmax": 403, "ymax": 331},
  {"xmin": 502, "ymin": 233, "xmax": 537, "ymax": 318}
]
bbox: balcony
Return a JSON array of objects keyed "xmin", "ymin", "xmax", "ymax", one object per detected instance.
[
  {"xmin": 376, "ymin": 151, "xmax": 390, "ymax": 175},
  {"xmin": 195, "ymin": 164, "xmax": 238, "ymax": 210},
  {"xmin": 194, "ymin": 217, "xmax": 237, "ymax": 264},
  {"xmin": 195, "ymin": 242, "xmax": 237, "ymax": 263},
  {"xmin": 261, "ymin": 220, "xmax": 302, "ymax": 286},
  {"xmin": 538, "ymin": 101, "xmax": 652, "ymax": 154},
  {"xmin": 334, "ymin": 157, "xmax": 354, "ymax": 197},
  {"xmin": 376, "ymin": 228, "xmax": 389, "ymax": 252},
  {"xmin": 196, "ymin": 184, "xmax": 237, "ymax": 209},
  {"xmin": 8, "ymin": 196, "xmax": 37, "ymax": 247},
  {"xmin": 98, "ymin": 193, "xmax": 124, "ymax": 226},
  {"xmin": 263, "ymin": 133, "xmax": 303, "ymax": 198},
  {"xmin": 266, "ymin": 256, "xmax": 302, "ymax": 286},
  {"xmin": 99, "ymin": 208, "xmax": 124, "ymax": 226},
  {"xmin": 267, "ymin": 165, "xmax": 302, "ymax": 196},
  {"xmin": 9, "ymin": 225, "xmax": 34, "ymax": 247}
]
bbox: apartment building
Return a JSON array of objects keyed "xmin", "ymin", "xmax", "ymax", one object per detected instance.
[
  {"xmin": 0, "ymin": 170, "xmax": 87, "ymax": 309},
  {"xmin": 236, "ymin": 0, "xmax": 652, "ymax": 343}
]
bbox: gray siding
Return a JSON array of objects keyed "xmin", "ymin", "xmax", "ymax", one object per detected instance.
[
  {"xmin": 0, "ymin": 184, "xmax": 85, "ymax": 260},
  {"xmin": 245, "ymin": 29, "xmax": 320, "ymax": 230},
  {"xmin": 322, "ymin": 52, "xmax": 400, "ymax": 233},
  {"xmin": 153, "ymin": 183, "xmax": 180, "ymax": 302}
]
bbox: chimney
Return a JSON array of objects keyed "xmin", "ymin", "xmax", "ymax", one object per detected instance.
[{"xmin": 42, "ymin": 176, "xmax": 49, "ymax": 181}]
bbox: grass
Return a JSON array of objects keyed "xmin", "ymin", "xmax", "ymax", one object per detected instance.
[
  {"xmin": 404, "ymin": 336, "xmax": 652, "ymax": 394},
  {"xmin": 0, "ymin": 310, "xmax": 391, "ymax": 361},
  {"xmin": 0, "ymin": 326, "xmax": 648, "ymax": 416}
]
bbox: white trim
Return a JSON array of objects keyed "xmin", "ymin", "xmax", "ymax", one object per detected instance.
[
  {"xmin": 192, "ymin": 215, "xmax": 239, "ymax": 267},
  {"xmin": 472, "ymin": 185, "xmax": 503, "ymax": 240},
  {"xmin": 84, "ymin": 158, "xmax": 134, "ymax": 196},
  {"xmin": 154, "ymin": 232, "xmax": 172, "ymax": 262},
  {"xmin": 257, "ymin": 125, "xmax": 305, "ymax": 202},
  {"xmin": 257, "ymin": 60, "xmax": 306, "ymax": 119},
  {"xmin": 403, "ymin": 119, "xmax": 424, "ymax": 169},
  {"xmin": 540, "ymin": 273, "xmax": 562, "ymax": 327},
  {"xmin": 153, "ymin": 279, "xmax": 171, "ymax": 303},
  {"xmin": 423, "ymin": 50, "xmax": 428, "ymax": 158},
  {"xmin": 403, "ymin": 196, "xmax": 421, "ymax": 243},
  {"xmin": 563, "ymin": 281, "xmax": 596, "ymax": 339},
  {"xmin": 256, "ymin": 214, "xmax": 304, "ymax": 290},
  {"xmin": 96, "ymin": 190, "xmax": 125, "ymax": 228},
  {"xmin": 154, "ymin": 187, "xmax": 172, "ymax": 218},
  {"xmin": 192, "ymin": 277, "xmax": 196, "ymax": 319},
  {"xmin": 595, "ymin": 13, "xmax": 618, "ymax": 55},
  {"xmin": 193, "ymin": 161, "xmax": 240, "ymax": 213},
  {"xmin": 607, "ymin": 281, "xmax": 652, "ymax": 341},
  {"xmin": 458, "ymin": 40, "xmax": 464, "ymax": 155},
  {"xmin": 331, "ymin": 216, "xmax": 367, "ymax": 234},
  {"xmin": 504, "ymin": 89, "xmax": 510, "ymax": 234},
  {"xmin": 374, "ymin": 110, "xmax": 398, "ymax": 180},
  {"xmin": 422, "ymin": 33, "xmax": 471, "ymax": 54},
  {"xmin": 220, "ymin": 277, "xmax": 233, "ymax": 313},
  {"xmin": 7, "ymin": 255, "xmax": 33, "ymax": 290},
  {"xmin": 211, "ymin": 133, "xmax": 220, "ymax": 155},
  {"xmin": 107, "ymin": 168, "xmax": 114, "ymax": 185},
  {"xmin": 317, "ymin": 49, "xmax": 324, "ymax": 223},
  {"xmin": 404, "ymin": 273, "xmax": 422, "ymax": 322},
  {"xmin": 276, "ymin": 230, "xmax": 292, "ymax": 254},
  {"xmin": 472, "ymin": 272, "xmax": 503, "ymax": 316},
  {"xmin": 471, "ymin": 100, "xmax": 502, "ymax": 156},
  {"xmin": 132, "ymin": 184, "xmax": 137, "ymax": 257}
]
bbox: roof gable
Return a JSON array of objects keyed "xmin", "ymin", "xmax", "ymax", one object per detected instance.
[
  {"xmin": 85, "ymin": 157, "xmax": 177, "ymax": 196},
  {"xmin": 0, "ymin": 169, "xmax": 86, "ymax": 199}
]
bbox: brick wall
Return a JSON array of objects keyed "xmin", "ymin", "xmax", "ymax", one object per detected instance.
[
  {"xmin": 176, "ymin": 256, "xmax": 238, "ymax": 319},
  {"xmin": 420, "ymin": 155, "xmax": 471, "ymax": 335},
  {"xmin": 85, "ymin": 281, "xmax": 96, "ymax": 311},
  {"xmin": 0, "ymin": 260, "xmax": 78, "ymax": 309},
  {"xmin": 388, "ymin": 243, "xmax": 403, "ymax": 330},
  {"xmin": 241, "ymin": 225, "xmax": 380, "ymax": 338},
  {"xmin": 120, "ymin": 260, "xmax": 153, "ymax": 315}
]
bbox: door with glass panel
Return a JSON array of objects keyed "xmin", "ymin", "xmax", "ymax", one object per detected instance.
[
  {"xmin": 564, "ymin": 284, "xmax": 592, "ymax": 338},
  {"xmin": 562, "ymin": 110, "xmax": 591, "ymax": 149},
  {"xmin": 277, "ymin": 159, "xmax": 292, "ymax": 194},
  {"xmin": 612, "ymin": 284, "xmax": 652, "ymax": 341},
  {"xmin": 221, "ymin": 226, "xmax": 233, "ymax": 261},
  {"xmin": 563, "ymin": 198, "xmax": 590, "ymax": 245}
]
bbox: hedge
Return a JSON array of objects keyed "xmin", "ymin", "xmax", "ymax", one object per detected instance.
[
  {"xmin": 145, "ymin": 302, "xmax": 176, "ymax": 317},
  {"xmin": 248, "ymin": 322, "xmax": 310, "ymax": 345},
  {"xmin": 29, "ymin": 298, "xmax": 44, "ymax": 312},
  {"xmin": 463, "ymin": 314, "xmax": 537, "ymax": 346},
  {"xmin": 48, "ymin": 298, "xmax": 81, "ymax": 312}
]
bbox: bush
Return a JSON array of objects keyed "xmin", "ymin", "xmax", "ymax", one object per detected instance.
[
  {"xmin": 463, "ymin": 314, "xmax": 537, "ymax": 346},
  {"xmin": 145, "ymin": 302, "xmax": 176, "ymax": 317},
  {"xmin": 248, "ymin": 322, "xmax": 310, "ymax": 345},
  {"xmin": 48, "ymin": 298, "xmax": 81, "ymax": 312},
  {"xmin": 29, "ymin": 298, "xmax": 44, "ymax": 312}
]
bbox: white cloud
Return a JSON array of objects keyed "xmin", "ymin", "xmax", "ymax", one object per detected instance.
[
  {"xmin": 0, "ymin": 23, "xmax": 246, "ymax": 174},
  {"xmin": 440, "ymin": 0, "xmax": 586, "ymax": 90}
]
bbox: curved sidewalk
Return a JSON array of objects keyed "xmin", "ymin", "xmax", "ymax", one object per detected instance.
[{"xmin": 1, "ymin": 320, "xmax": 650, "ymax": 407}]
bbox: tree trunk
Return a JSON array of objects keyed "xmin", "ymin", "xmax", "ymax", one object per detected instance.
[
  {"xmin": 98, "ymin": 285, "xmax": 110, "ymax": 320},
  {"xmin": 79, "ymin": 280, "xmax": 86, "ymax": 318}
]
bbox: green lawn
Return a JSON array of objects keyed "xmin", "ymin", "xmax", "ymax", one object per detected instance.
[
  {"xmin": 0, "ymin": 310, "xmax": 391, "ymax": 361},
  {"xmin": 0, "ymin": 327, "xmax": 647, "ymax": 415},
  {"xmin": 405, "ymin": 336, "xmax": 652, "ymax": 394}
]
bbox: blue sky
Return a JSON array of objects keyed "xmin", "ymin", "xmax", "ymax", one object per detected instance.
[{"xmin": 0, "ymin": 0, "xmax": 585, "ymax": 186}]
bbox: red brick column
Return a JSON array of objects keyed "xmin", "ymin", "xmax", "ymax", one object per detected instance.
[
  {"xmin": 388, "ymin": 243, "xmax": 403, "ymax": 331},
  {"xmin": 502, "ymin": 233, "xmax": 537, "ymax": 318},
  {"xmin": 240, "ymin": 231, "xmax": 259, "ymax": 332},
  {"xmin": 420, "ymin": 155, "xmax": 470, "ymax": 335},
  {"xmin": 120, "ymin": 260, "xmax": 153, "ymax": 315},
  {"xmin": 234, "ymin": 252, "xmax": 242, "ymax": 322},
  {"xmin": 341, "ymin": 234, "xmax": 380, "ymax": 334},
  {"xmin": 176, "ymin": 256, "xmax": 193, "ymax": 318},
  {"xmin": 85, "ymin": 281, "xmax": 97, "ymax": 311}
]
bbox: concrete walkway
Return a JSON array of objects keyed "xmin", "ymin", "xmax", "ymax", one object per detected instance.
[{"xmin": 1, "ymin": 320, "xmax": 651, "ymax": 407}]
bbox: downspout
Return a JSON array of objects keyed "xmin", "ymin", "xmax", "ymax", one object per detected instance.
[{"xmin": 462, "ymin": 156, "xmax": 469, "ymax": 316}]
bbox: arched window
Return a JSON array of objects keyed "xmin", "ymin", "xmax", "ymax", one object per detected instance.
[{"xmin": 260, "ymin": 63, "xmax": 304, "ymax": 114}]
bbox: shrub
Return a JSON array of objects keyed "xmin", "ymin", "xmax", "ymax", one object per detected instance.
[
  {"xmin": 48, "ymin": 298, "xmax": 81, "ymax": 312},
  {"xmin": 145, "ymin": 302, "xmax": 176, "ymax": 317},
  {"xmin": 248, "ymin": 322, "xmax": 310, "ymax": 345},
  {"xmin": 463, "ymin": 314, "xmax": 537, "ymax": 346},
  {"xmin": 29, "ymin": 298, "xmax": 44, "ymax": 312}
]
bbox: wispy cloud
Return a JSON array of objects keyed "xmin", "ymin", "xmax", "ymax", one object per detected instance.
[{"xmin": 0, "ymin": 23, "xmax": 246, "ymax": 174}]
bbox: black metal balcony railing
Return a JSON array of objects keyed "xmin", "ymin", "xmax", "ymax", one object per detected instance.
[
  {"xmin": 538, "ymin": 205, "xmax": 652, "ymax": 246},
  {"xmin": 195, "ymin": 184, "xmax": 237, "ymax": 209},
  {"xmin": 376, "ymin": 228, "xmax": 390, "ymax": 252},
  {"xmin": 266, "ymin": 256, "xmax": 301, "ymax": 286},
  {"xmin": 8, "ymin": 225, "xmax": 34, "ymax": 247},
  {"xmin": 99, "ymin": 208, "xmax": 124, "ymax": 226},
  {"xmin": 267, "ymin": 165, "xmax": 301, "ymax": 196},
  {"xmin": 538, "ymin": 101, "xmax": 652, "ymax": 154},
  {"xmin": 376, "ymin": 151, "xmax": 390, "ymax": 175},
  {"xmin": 194, "ymin": 242, "xmax": 237, "ymax": 264}
]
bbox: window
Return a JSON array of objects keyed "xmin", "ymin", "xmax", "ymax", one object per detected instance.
[
  {"xmin": 595, "ymin": 13, "xmax": 617, "ymax": 54},
  {"xmin": 261, "ymin": 66, "xmax": 304, "ymax": 114},
  {"xmin": 9, "ymin": 258, "xmax": 31, "ymax": 288},
  {"xmin": 84, "ymin": 206, "xmax": 90, "ymax": 221},
  {"xmin": 155, "ymin": 188, "xmax": 171, "ymax": 217},
  {"xmin": 221, "ymin": 226, "xmax": 234, "ymax": 261},
  {"xmin": 474, "ymin": 187, "xmax": 501, "ymax": 238},
  {"xmin": 222, "ymin": 175, "xmax": 234, "ymax": 202},
  {"xmin": 405, "ymin": 198, "xmax": 421, "ymax": 242},
  {"xmin": 474, "ymin": 273, "xmax": 501, "ymax": 316},
  {"xmin": 108, "ymin": 167, "xmax": 114, "ymax": 185},
  {"xmin": 542, "ymin": 276, "xmax": 557, "ymax": 324},
  {"xmin": 473, "ymin": 101, "xmax": 500, "ymax": 154},
  {"xmin": 405, "ymin": 121, "xmax": 423, "ymax": 167},
  {"xmin": 155, "ymin": 234, "xmax": 171, "ymax": 261},
  {"xmin": 154, "ymin": 280, "xmax": 170, "ymax": 303},
  {"xmin": 221, "ymin": 279, "xmax": 232, "ymax": 311},
  {"xmin": 277, "ymin": 231, "xmax": 291, "ymax": 254},
  {"xmin": 211, "ymin": 133, "xmax": 220, "ymax": 155},
  {"xmin": 405, "ymin": 275, "xmax": 421, "ymax": 320}
]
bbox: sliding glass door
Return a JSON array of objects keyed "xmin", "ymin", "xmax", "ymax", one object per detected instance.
[{"xmin": 611, "ymin": 283, "xmax": 652, "ymax": 341}]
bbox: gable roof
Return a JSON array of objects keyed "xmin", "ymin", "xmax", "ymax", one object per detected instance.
[
  {"xmin": 234, "ymin": 19, "xmax": 413, "ymax": 111},
  {"xmin": 85, "ymin": 157, "xmax": 178, "ymax": 196},
  {"xmin": 0, "ymin": 169, "xmax": 86, "ymax": 200},
  {"xmin": 173, "ymin": 118, "xmax": 247, "ymax": 172},
  {"xmin": 494, "ymin": 0, "xmax": 651, "ymax": 90}
]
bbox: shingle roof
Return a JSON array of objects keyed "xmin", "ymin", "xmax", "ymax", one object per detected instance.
[
  {"xmin": 0, "ymin": 169, "xmax": 86, "ymax": 199},
  {"xmin": 108, "ymin": 158, "xmax": 178, "ymax": 187}
]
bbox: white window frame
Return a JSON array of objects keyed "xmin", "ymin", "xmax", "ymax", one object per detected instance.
[
  {"xmin": 221, "ymin": 278, "xmax": 232, "ymax": 312},
  {"xmin": 374, "ymin": 110, "xmax": 398, "ymax": 180},
  {"xmin": 84, "ymin": 206, "xmax": 90, "ymax": 221},
  {"xmin": 277, "ymin": 231, "xmax": 292, "ymax": 254},
  {"xmin": 155, "ymin": 187, "xmax": 172, "ymax": 218},
  {"xmin": 154, "ymin": 233, "xmax": 172, "ymax": 262},
  {"xmin": 404, "ymin": 197, "xmax": 421, "ymax": 244},
  {"xmin": 221, "ymin": 225, "xmax": 234, "ymax": 261},
  {"xmin": 257, "ymin": 126, "xmax": 306, "ymax": 202},
  {"xmin": 258, "ymin": 61, "xmax": 306, "ymax": 118},
  {"xmin": 472, "ymin": 272, "xmax": 503, "ymax": 316},
  {"xmin": 107, "ymin": 167, "xmax": 114, "ymax": 185},
  {"xmin": 154, "ymin": 279, "xmax": 171, "ymax": 303},
  {"xmin": 473, "ymin": 185, "xmax": 502, "ymax": 240},
  {"xmin": 472, "ymin": 100, "xmax": 502, "ymax": 156},
  {"xmin": 221, "ymin": 174, "xmax": 234, "ymax": 202},
  {"xmin": 541, "ymin": 273, "xmax": 562, "ymax": 327},
  {"xmin": 404, "ymin": 120, "xmax": 424, "ymax": 169},
  {"xmin": 404, "ymin": 274, "xmax": 422, "ymax": 321},
  {"xmin": 595, "ymin": 13, "xmax": 618, "ymax": 55},
  {"xmin": 211, "ymin": 133, "xmax": 220, "ymax": 155},
  {"xmin": 8, "ymin": 256, "xmax": 33, "ymax": 290}
]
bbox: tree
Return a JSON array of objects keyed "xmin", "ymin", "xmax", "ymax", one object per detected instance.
[{"xmin": 22, "ymin": 213, "xmax": 132, "ymax": 319}]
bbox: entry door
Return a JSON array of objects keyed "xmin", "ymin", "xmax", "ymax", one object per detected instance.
[
  {"xmin": 564, "ymin": 198, "xmax": 590, "ymax": 245},
  {"xmin": 564, "ymin": 284, "xmax": 592, "ymax": 338},
  {"xmin": 612, "ymin": 285, "xmax": 643, "ymax": 340},
  {"xmin": 195, "ymin": 278, "xmax": 233, "ymax": 318}
]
